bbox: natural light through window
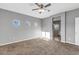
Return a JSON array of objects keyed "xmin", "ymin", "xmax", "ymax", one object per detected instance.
[
  {"xmin": 46, "ymin": 32, "xmax": 50, "ymax": 39},
  {"xmin": 42, "ymin": 32, "xmax": 46, "ymax": 37},
  {"xmin": 41, "ymin": 31, "xmax": 50, "ymax": 41}
]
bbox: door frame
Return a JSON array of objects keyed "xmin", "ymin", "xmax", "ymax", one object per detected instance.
[{"xmin": 75, "ymin": 17, "xmax": 79, "ymax": 45}]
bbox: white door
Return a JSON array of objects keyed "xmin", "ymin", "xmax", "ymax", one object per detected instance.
[{"xmin": 75, "ymin": 17, "xmax": 79, "ymax": 45}]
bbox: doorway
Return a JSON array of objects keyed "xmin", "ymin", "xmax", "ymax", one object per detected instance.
[{"xmin": 52, "ymin": 16, "xmax": 61, "ymax": 41}]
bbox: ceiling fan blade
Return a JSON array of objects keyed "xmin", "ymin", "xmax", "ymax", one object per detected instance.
[
  {"xmin": 35, "ymin": 3, "xmax": 40, "ymax": 7},
  {"xmin": 45, "ymin": 3, "xmax": 51, "ymax": 8},
  {"xmin": 32, "ymin": 8, "xmax": 39, "ymax": 11},
  {"xmin": 40, "ymin": 4, "xmax": 44, "ymax": 8}
]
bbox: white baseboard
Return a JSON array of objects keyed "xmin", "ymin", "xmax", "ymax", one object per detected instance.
[
  {"xmin": 65, "ymin": 41, "xmax": 75, "ymax": 45},
  {"xmin": 0, "ymin": 37, "xmax": 41, "ymax": 46}
]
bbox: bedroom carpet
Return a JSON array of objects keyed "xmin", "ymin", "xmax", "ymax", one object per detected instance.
[{"xmin": 0, "ymin": 38, "xmax": 79, "ymax": 55}]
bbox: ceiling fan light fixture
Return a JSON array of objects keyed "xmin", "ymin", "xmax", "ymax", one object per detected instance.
[{"xmin": 37, "ymin": 9, "xmax": 45, "ymax": 12}]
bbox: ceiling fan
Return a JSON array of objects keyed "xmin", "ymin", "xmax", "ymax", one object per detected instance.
[{"xmin": 32, "ymin": 3, "xmax": 51, "ymax": 14}]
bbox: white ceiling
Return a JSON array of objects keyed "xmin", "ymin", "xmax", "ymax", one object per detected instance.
[{"xmin": 0, "ymin": 3, "xmax": 79, "ymax": 18}]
